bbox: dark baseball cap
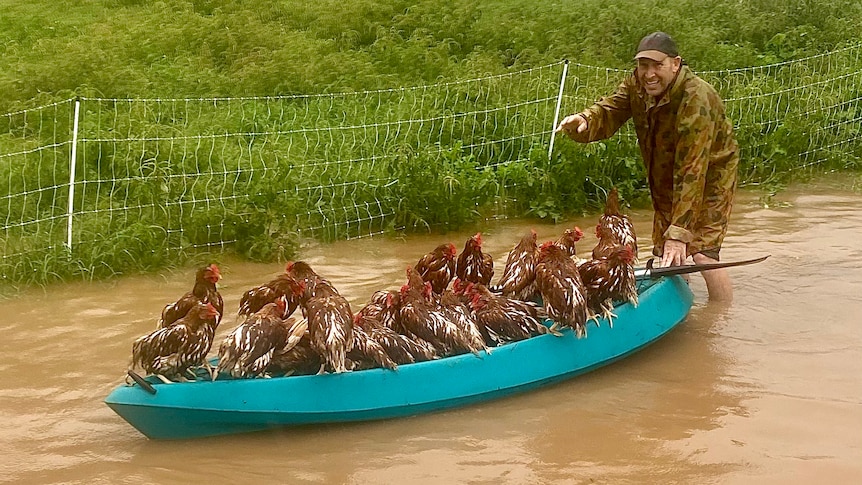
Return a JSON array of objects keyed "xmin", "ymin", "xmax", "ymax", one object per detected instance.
[{"xmin": 634, "ymin": 32, "xmax": 679, "ymax": 61}]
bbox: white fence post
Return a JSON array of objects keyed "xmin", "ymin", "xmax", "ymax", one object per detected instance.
[
  {"xmin": 66, "ymin": 98, "xmax": 81, "ymax": 251},
  {"xmin": 548, "ymin": 59, "xmax": 569, "ymax": 160}
]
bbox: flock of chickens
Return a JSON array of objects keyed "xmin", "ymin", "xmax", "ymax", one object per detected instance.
[{"xmin": 128, "ymin": 189, "xmax": 640, "ymax": 384}]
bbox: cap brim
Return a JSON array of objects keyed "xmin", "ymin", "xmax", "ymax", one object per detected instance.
[{"xmin": 634, "ymin": 50, "xmax": 668, "ymax": 62}]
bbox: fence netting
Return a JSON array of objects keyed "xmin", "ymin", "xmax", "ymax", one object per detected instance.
[{"xmin": 2, "ymin": 45, "xmax": 860, "ymax": 278}]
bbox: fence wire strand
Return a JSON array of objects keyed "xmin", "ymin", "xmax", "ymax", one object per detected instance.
[{"xmin": 2, "ymin": 46, "xmax": 861, "ymax": 273}]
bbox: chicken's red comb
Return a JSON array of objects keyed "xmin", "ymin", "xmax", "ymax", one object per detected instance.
[
  {"xmin": 205, "ymin": 263, "xmax": 222, "ymax": 282},
  {"xmin": 204, "ymin": 302, "xmax": 220, "ymax": 316},
  {"xmin": 447, "ymin": 243, "xmax": 457, "ymax": 256},
  {"xmin": 618, "ymin": 245, "xmax": 635, "ymax": 261}
]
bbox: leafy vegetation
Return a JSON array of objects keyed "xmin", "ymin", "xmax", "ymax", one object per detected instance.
[{"xmin": 1, "ymin": 0, "xmax": 861, "ymax": 288}]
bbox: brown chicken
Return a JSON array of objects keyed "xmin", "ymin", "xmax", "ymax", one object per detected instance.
[
  {"xmin": 456, "ymin": 232, "xmax": 494, "ymax": 286},
  {"xmin": 493, "ymin": 229, "xmax": 539, "ymax": 301},
  {"xmin": 354, "ymin": 291, "xmax": 437, "ymax": 363},
  {"xmin": 265, "ymin": 332, "xmax": 322, "ymax": 377},
  {"xmin": 286, "ymin": 261, "xmax": 334, "ymax": 298},
  {"xmin": 378, "ymin": 290, "xmax": 408, "ymax": 334},
  {"xmin": 466, "ymin": 283, "xmax": 548, "ymax": 345},
  {"xmin": 354, "ymin": 290, "xmax": 390, "ymax": 323},
  {"xmin": 578, "ymin": 245, "xmax": 639, "ymax": 326},
  {"xmin": 354, "ymin": 311, "xmax": 437, "ymax": 364},
  {"xmin": 159, "ymin": 263, "xmax": 223, "ymax": 328},
  {"xmin": 131, "ymin": 302, "xmax": 220, "ymax": 383},
  {"xmin": 414, "ymin": 242, "xmax": 458, "ymax": 294},
  {"xmin": 450, "ymin": 278, "xmax": 473, "ymax": 304},
  {"xmin": 556, "ymin": 226, "xmax": 584, "ymax": 259},
  {"xmin": 293, "ymin": 278, "xmax": 354, "ymax": 374},
  {"xmin": 215, "ymin": 298, "xmax": 306, "ymax": 379},
  {"xmin": 592, "ymin": 187, "xmax": 638, "ymax": 260},
  {"xmin": 237, "ymin": 263, "xmax": 299, "ymax": 320},
  {"xmin": 399, "ymin": 268, "xmax": 480, "ymax": 356},
  {"xmin": 535, "ymin": 241, "xmax": 589, "ymax": 337},
  {"xmin": 440, "ymin": 289, "xmax": 488, "ymax": 354},
  {"xmin": 348, "ymin": 325, "xmax": 398, "ymax": 371},
  {"xmin": 238, "ymin": 260, "xmax": 331, "ymax": 322},
  {"xmin": 354, "ymin": 287, "xmax": 408, "ymax": 335}
]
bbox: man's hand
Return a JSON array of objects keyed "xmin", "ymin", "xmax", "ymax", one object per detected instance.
[
  {"xmin": 660, "ymin": 239, "xmax": 687, "ymax": 267},
  {"xmin": 555, "ymin": 113, "xmax": 588, "ymax": 136}
]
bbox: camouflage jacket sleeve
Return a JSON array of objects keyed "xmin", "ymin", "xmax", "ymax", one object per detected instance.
[
  {"xmin": 663, "ymin": 88, "xmax": 717, "ymax": 243},
  {"xmin": 568, "ymin": 80, "xmax": 633, "ymax": 143}
]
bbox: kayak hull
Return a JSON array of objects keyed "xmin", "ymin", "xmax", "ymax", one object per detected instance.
[{"xmin": 105, "ymin": 275, "xmax": 694, "ymax": 440}]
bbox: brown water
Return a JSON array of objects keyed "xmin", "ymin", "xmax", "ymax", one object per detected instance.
[{"xmin": 1, "ymin": 178, "xmax": 861, "ymax": 484}]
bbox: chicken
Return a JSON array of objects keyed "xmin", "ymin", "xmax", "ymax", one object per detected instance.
[
  {"xmin": 399, "ymin": 267, "xmax": 480, "ymax": 356},
  {"xmin": 414, "ymin": 242, "xmax": 458, "ymax": 294},
  {"xmin": 130, "ymin": 302, "xmax": 220, "ymax": 383},
  {"xmin": 215, "ymin": 298, "xmax": 302, "ymax": 379},
  {"xmin": 493, "ymin": 229, "xmax": 539, "ymax": 301},
  {"xmin": 535, "ymin": 241, "xmax": 589, "ymax": 337},
  {"xmin": 237, "ymin": 263, "xmax": 298, "ymax": 320},
  {"xmin": 266, "ymin": 332, "xmax": 322, "ymax": 377},
  {"xmin": 293, "ymin": 278, "xmax": 354, "ymax": 374},
  {"xmin": 354, "ymin": 311, "xmax": 437, "ymax": 364},
  {"xmin": 440, "ymin": 289, "xmax": 489, "ymax": 354},
  {"xmin": 578, "ymin": 245, "xmax": 639, "ymax": 326},
  {"xmin": 378, "ymin": 290, "xmax": 407, "ymax": 334},
  {"xmin": 450, "ymin": 278, "xmax": 472, "ymax": 304},
  {"xmin": 354, "ymin": 289, "xmax": 391, "ymax": 326},
  {"xmin": 286, "ymin": 261, "xmax": 334, "ymax": 298},
  {"xmin": 556, "ymin": 226, "xmax": 584, "ymax": 259},
  {"xmin": 456, "ymin": 232, "xmax": 494, "ymax": 287},
  {"xmin": 465, "ymin": 283, "xmax": 548, "ymax": 345},
  {"xmin": 238, "ymin": 260, "xmax": 330, "ymax": 321},
  {"xmin": 354, "ymin": 292, "xmax": 437, "ymax": 363},
  {"xmin": 592, "ymin": 187, "xmax": 638, "ymax": 261},
  {"xmin": 348, "ymin": 325, "xmax": 398, "ymax": 371},
  {"xmin": 158, "ymin": 263, "xmax": 223, "ymax": 328},
  {"xmin": 356, "ymin": 287, "xmax": 409, "ymax": 335}
]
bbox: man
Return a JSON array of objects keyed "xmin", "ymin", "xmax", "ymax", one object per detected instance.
[{"xmin": 555, "ymin": 32, "xmax": 738, "ymax": 301}]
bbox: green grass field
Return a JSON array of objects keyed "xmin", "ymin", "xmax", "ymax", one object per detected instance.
[
  {"xmin": 1, "ymin": 0, "xmax": 861, "ymax": 288},
  {"xmin": 2, "ymin": 0, "xmax": 860, "ymax": 107}
]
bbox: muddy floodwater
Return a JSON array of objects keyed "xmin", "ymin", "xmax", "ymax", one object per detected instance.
[{"xmin": 1, "ymin": 177, "xmax": 861, "ymax": 484}]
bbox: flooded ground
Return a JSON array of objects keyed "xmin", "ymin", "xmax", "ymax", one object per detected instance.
[{"xmin": 1, "ymin": 176, "xmax": 861, "ymax": 484}]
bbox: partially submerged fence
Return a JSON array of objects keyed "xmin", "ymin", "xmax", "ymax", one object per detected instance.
[{"xmin": 2, "ymin": 45, "xmax": 860, "ymax": 281}]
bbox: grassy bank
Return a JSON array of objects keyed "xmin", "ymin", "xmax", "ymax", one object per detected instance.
[
  {"xmin": 1, "ymin": 0, "xmax": 861, "ymax": 288},
  {"xmin": 2, "ymin": 0, "xmax": 860, "ymax": 106}
]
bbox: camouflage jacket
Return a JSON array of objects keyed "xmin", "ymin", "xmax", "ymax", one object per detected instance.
[{"xmin": 569, "ymin": 66, "xmax": 739, "ymax": 255}]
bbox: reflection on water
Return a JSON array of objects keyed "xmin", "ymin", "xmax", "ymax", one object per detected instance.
[{"xmin": 1, "ymin": 178, "xmax": 862, "ymax": 484}]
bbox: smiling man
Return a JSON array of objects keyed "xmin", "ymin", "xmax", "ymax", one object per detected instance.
[{"xmin": 555, "ymin": 32, "xmax": 739, "ymax": 301}]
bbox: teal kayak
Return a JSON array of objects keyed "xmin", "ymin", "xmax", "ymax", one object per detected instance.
[{"xmin": 105, "ymin": 275, "xmax": 693, "ymax": 440}]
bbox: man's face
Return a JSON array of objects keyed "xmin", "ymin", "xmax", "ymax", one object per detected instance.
[{"xmin": 636, "ymin": 56, "xmax": 682, "ymax": 98}]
